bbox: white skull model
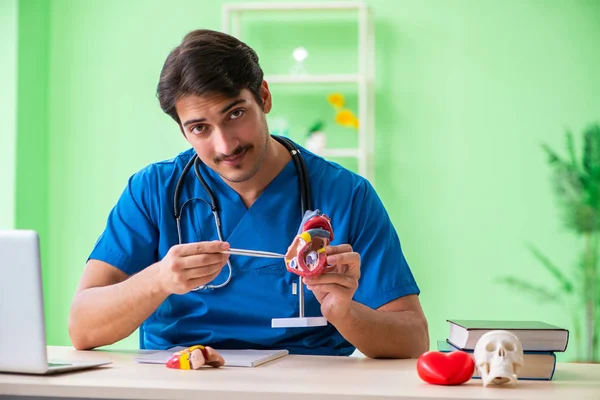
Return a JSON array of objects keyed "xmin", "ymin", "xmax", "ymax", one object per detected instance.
[{"xmin": 473, "ymin": 330, "xmax": 524, "ymax": 387}]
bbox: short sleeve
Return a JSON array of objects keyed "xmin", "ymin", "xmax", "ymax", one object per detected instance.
[
  {"xmin": 350, "ymin": 179, "xmax": 420, "ymax": 310},
  {"xmin": 88, "ymin": 167, "xmax": 159, "ymax": 275}
]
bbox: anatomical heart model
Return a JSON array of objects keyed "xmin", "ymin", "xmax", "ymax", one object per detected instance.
[
  {"xmin": 166, "ymin": 345, "xmax": 225, "ymax": 370},
  {"xmin": 285, "ymin": 210, "xmax": 334, "ymax": 278}
]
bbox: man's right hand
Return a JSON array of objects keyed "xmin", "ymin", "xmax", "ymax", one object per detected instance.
[{"xmin": 156, "ymin": 241, "xmax": 230, "ymax": 294}]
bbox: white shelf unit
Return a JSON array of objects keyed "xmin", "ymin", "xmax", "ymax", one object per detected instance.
[
  {"xmin": 264, "ymin": 74, "xmax": 362, "ymax": 84},
  {"xmin": 222, "ymin": 1, "xmax": 376, "ymax": 183}
]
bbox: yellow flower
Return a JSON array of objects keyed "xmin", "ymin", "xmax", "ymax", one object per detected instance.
[
  {"xmin": 335, "ymin": 109, "xmax": 359, "ymax": 128},
  {"xmin": 327, "ymin": 93, "xmax": 345, "ymax": 109}
]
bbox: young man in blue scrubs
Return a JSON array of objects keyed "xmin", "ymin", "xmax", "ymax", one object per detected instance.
[{"xmin": 69, "ymin": 29, "xmax": 429, "ymax": 358}]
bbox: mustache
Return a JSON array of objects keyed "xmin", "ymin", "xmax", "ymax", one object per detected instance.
[{"xmin": 214, "ymin": 145, "xmax": 252, "ymax": 163}]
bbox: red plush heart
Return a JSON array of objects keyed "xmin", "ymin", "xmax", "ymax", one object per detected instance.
[{"xmin": 417, "ymin": 351, "xmax": 474, "ymax": 385}]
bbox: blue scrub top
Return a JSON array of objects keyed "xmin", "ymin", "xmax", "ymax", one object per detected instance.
[{"xmin": 89, "ymin": 141, "xmax": 420, "ymax": 356}]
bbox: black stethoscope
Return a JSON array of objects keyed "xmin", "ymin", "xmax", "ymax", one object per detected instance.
[{"xmin": 172, "ymin": 135, "xmax": 312, "ymax": 290}]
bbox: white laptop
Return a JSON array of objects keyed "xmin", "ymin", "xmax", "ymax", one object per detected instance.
[{"xmin": 0, "ymin": 230, "xmax": 112, "ymax": 374}]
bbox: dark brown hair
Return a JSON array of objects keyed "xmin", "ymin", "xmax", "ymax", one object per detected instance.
[{"xmin": 157, "ymin": 29, "xmax": 264, "ymax": 124}]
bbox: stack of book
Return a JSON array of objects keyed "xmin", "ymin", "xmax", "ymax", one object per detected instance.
[{"xmin": 438, "ymin": 319, "xmax": 569, "ymax": 381}]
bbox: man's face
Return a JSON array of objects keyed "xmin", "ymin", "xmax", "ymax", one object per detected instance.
[{"xmin": 176, "ymin": 83, "xmax": 272, "ymax": 183}]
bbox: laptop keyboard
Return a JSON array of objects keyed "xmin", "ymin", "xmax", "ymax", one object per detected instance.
[{"xmin": 48, "ymin": 362, "xmax": 72, "ymax": 367}]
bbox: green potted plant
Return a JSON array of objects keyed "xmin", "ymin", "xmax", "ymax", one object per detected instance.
[{"xmin": 501, "ymin": 124, "xmax": 600, "ymax": 363}]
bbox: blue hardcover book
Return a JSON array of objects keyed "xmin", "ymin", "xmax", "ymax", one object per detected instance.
[{"xmin": 437, "ymin": 340, "xmax": 556, "ymax": 381}]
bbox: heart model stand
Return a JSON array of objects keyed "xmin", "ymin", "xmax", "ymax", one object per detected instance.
[
  {"xmin": 271, "ymin": 210, "xmax": 333, "ymax": 328},
  {"xmin": 271, "ymin": 276, "xmax": 327, "ymax": 328}
]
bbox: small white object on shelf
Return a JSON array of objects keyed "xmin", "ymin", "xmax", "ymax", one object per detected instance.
[
  {"xmin": 290, "ymin": 46, "xmax": 309, "ymax": 75},
  {"xmin": 305, "ymin": 131, "xmax": 326, "ymax": 154}
]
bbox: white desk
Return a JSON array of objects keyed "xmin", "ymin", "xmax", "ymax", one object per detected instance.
[{"xmin": 0, "ymin": 346, "xmax": 599, "ymax": 400}]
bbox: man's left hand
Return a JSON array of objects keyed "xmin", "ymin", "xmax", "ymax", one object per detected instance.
[{"xmin": 303, "ymin": 244, "xmax": 360, "ymax": 323}]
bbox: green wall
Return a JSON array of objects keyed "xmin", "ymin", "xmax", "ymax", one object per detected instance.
[
  {"xmin": 15, "ymin": 0, "xmax": 51, "ymax": 331},
  {"xmin": 13, "ymin": 0, "xmax": 600, "ymax": 361},
  {"xmin": 0, "ymin": 0, "xmax": 17, "ymax": 229}
]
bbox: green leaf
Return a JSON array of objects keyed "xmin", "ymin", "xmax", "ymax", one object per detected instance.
[
  {"xmin": 551, "ymin": 167, "xmax": 583, "ymax": 205},
  {"xmin": 577, "ymin": 205, "xmax": 600, "ymax": 233},
  {"xmin": 307, "ymin": 121, "xmax": 324, "ymax": 136},
  {"xmin": 566, "ymin": 130, "xmax": 580, "ymax": 172},
  {"xmin": 583, "ymin": 124, "xmax": 600, "ymax": 179},
  {"xmin": 541, "ymin": 143, "xmax": 566, "ymax": 166},
  {"xmin": 543, "ymin": 142, "xmax": 584, "ymax": 206},
  {"xmin": 525, "ymin": 243, "xmax": 574, "ymax": 293},
  {"xmin": 498, "ymin": 276, "xmax": 562, "ymax": 303}
]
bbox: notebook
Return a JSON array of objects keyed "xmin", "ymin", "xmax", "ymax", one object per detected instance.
[
  {"xmin": 446, "ymin": 319, "xmax": 569, "ymax": 352},
  {"xmin": 134, "ymin": 347, "xmax": 289, "ymax": 368},
  {"xmin": 437, "ymin": 340, "xmax": 556, "ymax": 381}
]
